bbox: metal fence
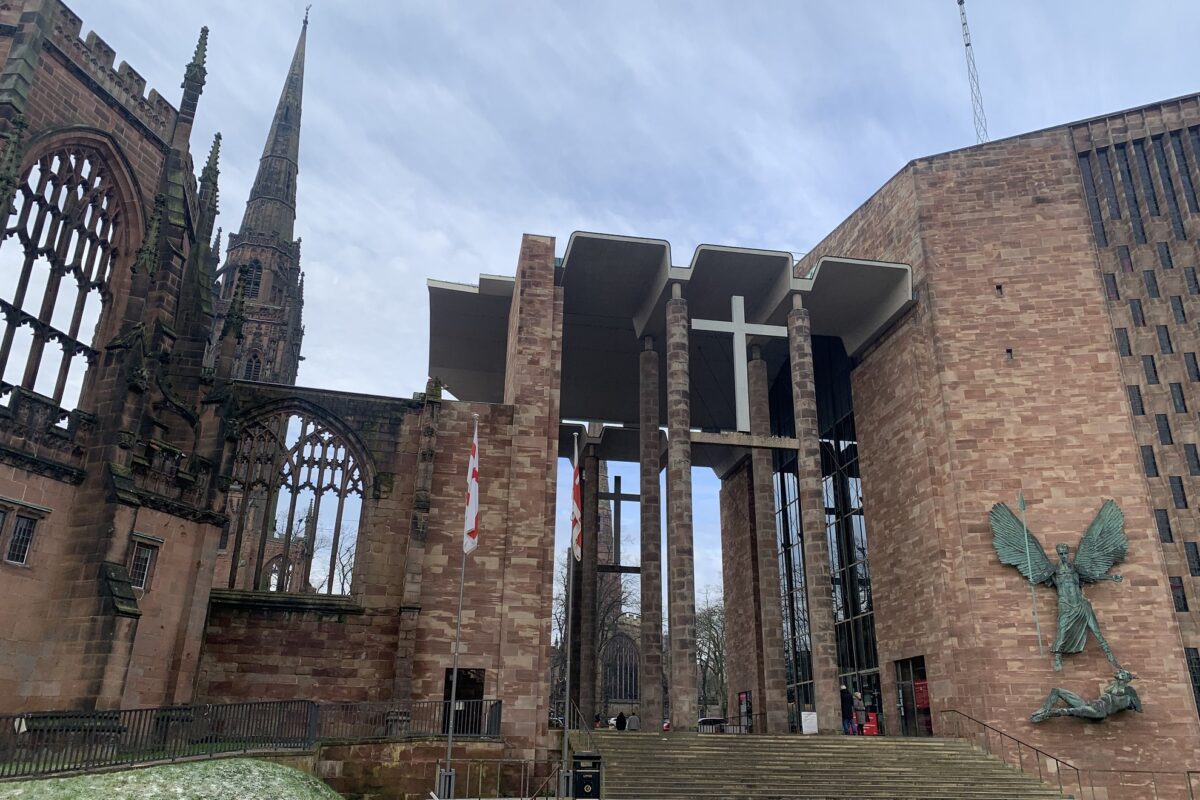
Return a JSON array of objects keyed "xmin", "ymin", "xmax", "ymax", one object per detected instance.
[
  {"xmin": 0, "ymin": 698, "xmax": 502, "ymax": 781},
  {"xmin": 433, "ymin": 757, "xmax": 558, "ymax": 798},
  {"xmin": 317, "ymin": 699, "xmax": 502, "ymax": 741}
]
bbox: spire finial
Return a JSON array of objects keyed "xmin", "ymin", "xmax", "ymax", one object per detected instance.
[
  {"xmin": 182, "ymin": 26, "xmax": 208, "ymax": 95},
  {"xmin": 193, "ymin": 26, "xmax": 209, "ymax": 67},
  {"xmin": 304, "ymin": 4, "xmax": 311, "ymax": 25}
]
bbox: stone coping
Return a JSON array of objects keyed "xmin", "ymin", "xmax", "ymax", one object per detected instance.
[{"xmin": 208, "ymin": 588, "xmax": 366, "ymax": 615}]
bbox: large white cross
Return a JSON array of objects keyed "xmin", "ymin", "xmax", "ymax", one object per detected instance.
[{"xmin": 691, "ymin": 295, "xmax": 788, "ymax": 433}]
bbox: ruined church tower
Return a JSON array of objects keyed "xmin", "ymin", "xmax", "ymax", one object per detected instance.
[{"xmin": 213, "ymin": 14, "xmax": 307, "ymax": 385}]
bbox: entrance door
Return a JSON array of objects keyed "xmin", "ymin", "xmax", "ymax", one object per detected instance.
[
  {"xmin": 893, "ymin": 657, "xmax": 932, "ymax": 737},
  {"xmin": 444, "ymin": 668, "xmax": 486, "ymax": 735}
]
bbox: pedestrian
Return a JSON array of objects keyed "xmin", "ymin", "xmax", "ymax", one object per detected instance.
[
  {"xmin": 615, "ymin": 711, "xmax": 627, "ymax": 731},
  {"xmin": 627, "ymin": 709, "xmax": 641, "ymax": 731},
  {"xmin": 840, "ymin": 685, "xmax": 855, "ymax": 735},
  {"xmin": 853, "ymin": 692, "xmax": 868, "ymax": 736},
  {"xmin": 594, "ymin": 714, "xmax": 603, "ymax": 729}
]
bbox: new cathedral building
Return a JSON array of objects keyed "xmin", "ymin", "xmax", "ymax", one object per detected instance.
[{"xmin": 0, "ymin": 0, "xmax": 1198, "ymax": 788}]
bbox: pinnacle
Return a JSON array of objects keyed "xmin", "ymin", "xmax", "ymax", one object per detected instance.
[
  {"xmin": 202, "ymin": 132, "xmax": 221, "ymax": 181},
  {"xmin": 182, "ymin": 26, "xmax": 208, "ymax": 93},
  {"xmin": 192, "ymin": 26, "xmax": 209, "ymax": 68}
]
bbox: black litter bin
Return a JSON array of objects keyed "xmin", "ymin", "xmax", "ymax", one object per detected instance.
[{"xmin": 572, "ymin": 751, "xmax": 602, "ymax": 798}]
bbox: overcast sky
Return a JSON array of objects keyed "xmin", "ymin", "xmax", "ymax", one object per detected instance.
[{"xmin": 71, "ymin": 0, "xmax": 1200, "ymax": 597}]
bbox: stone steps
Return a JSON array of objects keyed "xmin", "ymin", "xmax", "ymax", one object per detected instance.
[{"xmin": 587, "ymin": 731, "xmax": 1065, "ymax": 799}]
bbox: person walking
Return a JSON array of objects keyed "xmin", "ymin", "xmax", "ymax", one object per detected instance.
[
  {"xmin": 853, "ymin": 692, "xmax": 868, "ymax": 736},
  {"xmin": 840, "ymin": 685, "xmax": 855, "ymax": 735},
  {"xmin": 615, "ymin": 711, "xmax": 627, "ymax": 731},
  {"xmin": 627, "ymin": 709, "xmax": 641, "ymax": 731}
]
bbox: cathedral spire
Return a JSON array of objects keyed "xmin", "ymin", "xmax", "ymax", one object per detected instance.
[{"xmin": 237, "ymin": 15, "xmax": 306, "ymax": 242}]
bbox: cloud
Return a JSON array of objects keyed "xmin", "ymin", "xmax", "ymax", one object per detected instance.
[{"xmin": 67, "ymin": 0, "xmax": 1200, "ymax": 596}]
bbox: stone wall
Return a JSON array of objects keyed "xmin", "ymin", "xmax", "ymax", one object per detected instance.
[
  {"xmin": 800, "ymin": 122, "xmax": 1200, "ymax": 773},
  {"xmin": 719, "ymin": 458, "xmax": 761, "ymax": 720},
  {"xmin": 194, "ymin": 592, "xmax": 398, "ymax": 703},
  {"xmin": 313, "ymin": 739, "xmax": 512, "ymax": 800}
]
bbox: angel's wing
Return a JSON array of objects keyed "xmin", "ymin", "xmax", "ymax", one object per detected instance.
[
  {"xmin": 989, "ymin": 502, "xmax": 1055, "ymax": 584},
  {"xmin": 1074, "ymin": 500, "xmax": 1128, "ymax": 582}
]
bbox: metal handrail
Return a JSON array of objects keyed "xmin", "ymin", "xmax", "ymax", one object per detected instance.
[
  {"xmin": 564, "ymin": 699, "xmax": 595, "ymax": 753},
  {"xmin": 527, "ymin": 761, "xmax": 561, "ymax": 799},
  {"xmin": 941, "ymin": 709, "xmax": 1198, "ymax": 800}
]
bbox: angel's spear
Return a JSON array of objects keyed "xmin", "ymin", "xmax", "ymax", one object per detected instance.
[{"xmin": 1019, "ymin": 489, "xmax": 1045, "ymax": 655}]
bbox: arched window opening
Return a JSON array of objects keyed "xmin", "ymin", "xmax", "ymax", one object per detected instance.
[
  {"xmin": 263, "ymin": 554, "xmax": 294, "ymax": 592},
  {"xmin": 243, "ymin": 353, "xmax": 262, "ymax": 381},
  {"xmin": 243, "ymin": 261, "xmax": 262, "ymax": 300},
  {"xmin": 601, "ymin": 632, "xmax": 640, "ymax": 705},
  {"xmin": 0, "ymin": 149, "xmax": 121, "ymax": 412},
  {"xmin": 226, "ymin": 409, "xmax": 365, "ymax": 595}
]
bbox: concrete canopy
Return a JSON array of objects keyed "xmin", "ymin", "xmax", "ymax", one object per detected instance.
[
  {"xmin": 426, "ymin": 232, "xmax": 914, "ymax": 462},
  {"xmin": 427, "ymin": 275, "xmax": 514, "ymax": 404}
]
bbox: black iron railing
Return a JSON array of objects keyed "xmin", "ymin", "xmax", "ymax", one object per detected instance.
[
  {"xmin": 0, "ymin": 699, "xmax": 313, "ymax": 780},
  {"xmin": 317, "ymin": 698, "xmax": 502, "ymax": 741},
  {"xmin": 941, "ymin": 709, "xmax": 1200, "ymax": 799},
  {"xmin": 0, "ymin": 698, "xmax": 502, "ymax": 781}
]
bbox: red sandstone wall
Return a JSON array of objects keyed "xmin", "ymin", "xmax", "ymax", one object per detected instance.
[
  {"xmin": 914, "ymin": 128, "xmax": 1200, "ymax": 771},
  {"xmin": 719, "ymin": 459, "xmax": 762, "ymax": 718},
  {"xmin": 413, "ymin": 235, "xmax": 561, "ymax": 757},
  {"xmin": 410, "ymin": 401, "xmax": 516, "ymax": 705},
  {"xmin": 805, "ymin": 127, "xmax": 1200, "ymax": 772},
  {"xmin": 196, "ymin": 597, "xmax": 400, "ymax": 703},
  {"xmin": 0, "ymin": 471, "xmax": 79, "ymax": 708},
  {"xmin": 121, "ymin": 509, "xmax": 219, "ymax": 708}
]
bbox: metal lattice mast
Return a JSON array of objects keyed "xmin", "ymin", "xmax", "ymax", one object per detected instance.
[{"xmin": 958, "ymin": 0, "xmax": 988, "ymax": 143}]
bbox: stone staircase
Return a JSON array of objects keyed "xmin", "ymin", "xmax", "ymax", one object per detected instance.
[{"xmin": 588, "ymin": 730, "xmax": 1066, "ymax": 799}]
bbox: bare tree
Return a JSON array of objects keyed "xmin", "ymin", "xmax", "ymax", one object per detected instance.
[{"xmin": 695, "ymin": 585, "xmax": 727, "ymax": 718}]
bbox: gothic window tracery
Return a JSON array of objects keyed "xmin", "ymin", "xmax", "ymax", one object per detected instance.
[
  {"xmin": 243, "ymin": 352, "xmax": 262, "ymax": 381},
  {"xmin": 226, "ymin": 409, "xmax": 365, "ymax": 595},
  {"xmin": 0, "ymin": 149, "xmax": 122, "ymax": 410},
  {"xmin": 243, "ymin": 261, "xmax": 262, "ymax": 300},
  {"xmin": 600, "ymin": 632, "xmax": 639, "ymax": 704}
]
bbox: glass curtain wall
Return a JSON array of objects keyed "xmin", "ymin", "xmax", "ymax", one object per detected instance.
[{"xmin": 770, "ymin": 336, "xmax": 881, "ymax": 733}]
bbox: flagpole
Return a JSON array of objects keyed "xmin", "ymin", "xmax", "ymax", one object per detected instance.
[
  {"xmin": 440, "ymin": 413, "xmax": 479, "ymax": 800},
  {"xmin": 561, "ymin": 430, "xmax": 581, "ymax": 799},
  {"xmin": 560, "ymin": 545, "xmax": 574, "ymax": 794},
  {"xmin": 443, "ymin": 539, "xmax": 468, "ymax": 796}
]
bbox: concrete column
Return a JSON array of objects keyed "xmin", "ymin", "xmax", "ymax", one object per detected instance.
[
  {"xmin": 747, "ymin": 346, "xmax": 790, "ymax": 733},
  {"xmin": 665, "ymin": 286, "xmax": 698, "ymax": 730},
  {"xmin": 579, "ymin": 448, "xmax": 600, "ymax": 726},
  {"xmin": 788, "ymin": 294, "xmax": 841, "ymax": 733},
  {"xmin": 638, "ymin": 337, "xmax": 665, "ymax": 724}
]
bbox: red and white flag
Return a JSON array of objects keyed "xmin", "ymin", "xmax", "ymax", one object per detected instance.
[
  {"xmin": 463, "ymin": 416, "xmax": 480, "ymax": 554},
  {"xmin": 570, "ymin": 435, "xmax": 582, "ymax": 561}
]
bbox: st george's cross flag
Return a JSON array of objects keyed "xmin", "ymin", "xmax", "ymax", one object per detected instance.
[
  {"xmin": 463, "ymin": 417, "xmax": 480, "ymax": 554},
  {"xmin": 571, "ymin": 436, "xmax": 582, "ymax": 561}
]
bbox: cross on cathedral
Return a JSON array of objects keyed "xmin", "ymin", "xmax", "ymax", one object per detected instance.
[
  {"xmin": 691, "ymin": 295, "xmax": 788, "ymax": 432},
  {"xmin": 598, "ymin": 475, "xmax": 640, "ymax": 575}
]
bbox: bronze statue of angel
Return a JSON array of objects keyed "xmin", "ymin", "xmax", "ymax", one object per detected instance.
[{"xmin": 990, "ymin": 499, "xmax": 1127, "ymax": 671}]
